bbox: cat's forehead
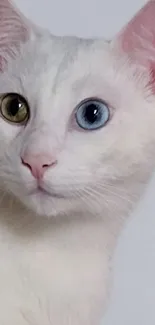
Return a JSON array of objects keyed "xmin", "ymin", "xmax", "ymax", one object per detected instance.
[
  {"xmin": 0, "ymin": 36, "xmax": 111, "ymax": 92},
  {"xmin": 22, "ymin": 37, "xmax": 112, "ymax": 78},
  {"xmin": 0, "ymin": 35, "xmax": 147, "ymax": 108},
  {"xmin": 6, "ymin": 36, "xmax": 112, "ymax": 83}
]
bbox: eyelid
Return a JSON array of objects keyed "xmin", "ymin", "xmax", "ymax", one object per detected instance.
[{"xmin": 75, "ymin": 96, "xmax": 108, "ymax": 108}]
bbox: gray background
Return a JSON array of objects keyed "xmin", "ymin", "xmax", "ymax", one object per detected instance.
[{"xmin": 13, "ymin": 1, "xmax": 155, "ymax": 324}]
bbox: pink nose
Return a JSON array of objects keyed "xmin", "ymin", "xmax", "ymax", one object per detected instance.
[{"xmin": 21, "ymin": 153, "xmax": 57, "ymax": 179}]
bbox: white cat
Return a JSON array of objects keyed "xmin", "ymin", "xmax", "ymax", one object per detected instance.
[{"xmin": 0, "ymin": 0, "xmax": 155, "ymax": 324}]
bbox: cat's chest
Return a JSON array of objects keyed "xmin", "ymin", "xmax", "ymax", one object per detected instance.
[
  {"xmin": 0, "ymin": 212, "xmax": 109, "ymax": 324},
  {"xmin": 0, "ymin": 215, "xmax": 99, "ymax": 286}
]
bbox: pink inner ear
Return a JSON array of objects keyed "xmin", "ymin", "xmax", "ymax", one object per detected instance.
[
  {"xmin": 118, "ymin": 1, "xmax": 155, "ymax": 53},
  {"xmin": 0, "ymin": 0, "xmax": 30, "ymax": 71},
  {"xmin": 114, "ymin": 1, "xmax": 155, "ymax": 91}
]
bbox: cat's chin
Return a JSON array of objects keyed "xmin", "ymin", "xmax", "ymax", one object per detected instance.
[
  {"xmin": 29, "ymin": 186, "xmax": 65, "ymax": 199},
  {"xmin": 17, "ymin": 188, "xmax": 78, "ymax": 218}
]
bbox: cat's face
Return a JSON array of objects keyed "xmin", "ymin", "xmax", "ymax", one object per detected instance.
[{"xmin": 0, "ymin": 0, "xmax": 155, "ymax": 217}]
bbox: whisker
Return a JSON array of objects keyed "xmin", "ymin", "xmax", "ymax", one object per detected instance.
[{"xmin": 94, "ymin": 182, "xmax": 134, "ymax": 204}]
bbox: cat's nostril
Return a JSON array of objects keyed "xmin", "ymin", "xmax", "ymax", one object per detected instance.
[
  {"xmin": 43, "ymin": 161, "xmax": 57, "ymax": 168},
  {"xmin": 21, "ymin": 158, "xmax": 32, "ymax": 172},
  {"xmin": 43, "ymin": 164, "xmax": 50, "ymax": 168},
  {"xmin": 21, "ymin": 154, "xmax": 57, "ymax": 179}
]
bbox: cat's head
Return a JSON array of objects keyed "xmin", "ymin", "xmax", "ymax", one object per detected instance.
[{"xmin": 0, "ymin": 0, "xmax": 155, "ymax": 218}]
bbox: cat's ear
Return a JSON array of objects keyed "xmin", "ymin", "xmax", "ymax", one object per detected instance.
[
  {"xmin": 112, "ymin": 1, "xmax": 155, "ymax": 69},
  {"xmin": 0, "ymin": 0, "xmax": 38, "ymax": 71}
]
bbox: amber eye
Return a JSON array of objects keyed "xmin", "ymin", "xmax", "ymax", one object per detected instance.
[{"xmin": 0, "ymin": 93, "xmax": 29, "ymax": 124}]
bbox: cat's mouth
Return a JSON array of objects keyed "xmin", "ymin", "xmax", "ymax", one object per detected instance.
[{"xmin": 29, "ymin": 184, "xmax": 65, "ymax": 199}]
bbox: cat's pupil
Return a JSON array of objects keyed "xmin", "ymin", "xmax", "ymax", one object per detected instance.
[
  {"xmin": 84, "ymin": 104, "xmax": 99, "ymax": 123},
  {"xmin": 8, "ymin": 98, "xmax": 21, "ymax": 116}
]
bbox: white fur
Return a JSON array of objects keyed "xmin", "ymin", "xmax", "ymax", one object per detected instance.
[{"xmin": 0, "ymin": 1, "xmax": 155, "ymax": 324}]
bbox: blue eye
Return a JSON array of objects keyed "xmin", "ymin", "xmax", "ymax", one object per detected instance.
[{"xmin": 75, "ymin": 98, "xmax": 110, "ymax": 130}]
